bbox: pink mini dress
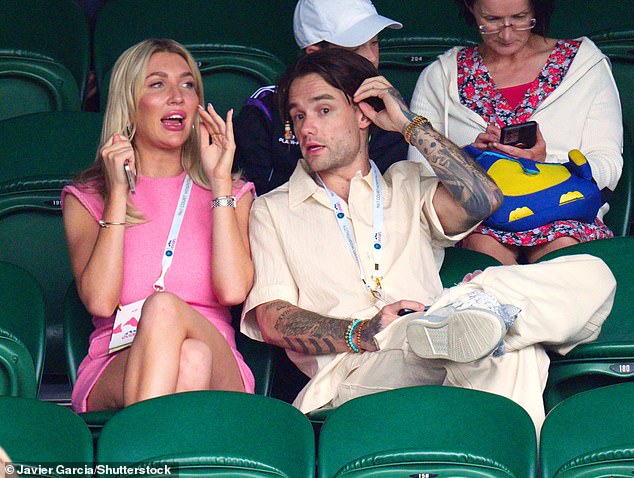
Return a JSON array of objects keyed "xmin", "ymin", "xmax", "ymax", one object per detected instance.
[{"xmin": 62, "ymin": 172, "xmax": 256, "ymax": 412}]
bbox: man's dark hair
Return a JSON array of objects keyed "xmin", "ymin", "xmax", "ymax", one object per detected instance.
[
  {"xmin": 455, "ymin": 0, "xmax": 555, "ymax": 37},
  {"xmin": 277, "ymin": 48, "xmax": 380, "ymax": 118}
]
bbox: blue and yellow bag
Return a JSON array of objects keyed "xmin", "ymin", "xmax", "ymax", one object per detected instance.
[{"xmin": 464, "ymin": 145, "xmax": 603, "ymax": 232}]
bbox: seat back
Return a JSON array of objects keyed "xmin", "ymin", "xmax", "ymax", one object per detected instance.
[
  {"xmin": 541, "ymin": 382, "xmax": 634, "ymax": 478},
  {"xmin": 0, "ymin": 0, "xmax": 90, "ymax": 119},
  {"xmin": 379, "ymin": 37, "xmax": 477, "ymax": 101},
  {"xmin": 0, "ymin": 396, "xmax": 93, "ymax": 476},
  {"xmin": 538, "ymin": 237, "xmax": 634, "ymax": 409},
  {"xmin": 603, "ymin": 124, "xmax": 633, "ymax": 236},
  {"xmin": 0, "ymin": 262, "xmax": 46, "ymax": 397},
  {"xmin": 372, "ymin": 0, "xmax": 479, "ymax": 42},
  {"xmin": 318, "ymin": 386, "xmax": 537, "ymax": 478},
  {"xmin": 97, "ymin": 391, "xmax": 315, "ymax": 478},
  {"xmin": 99, "ymin": 44, "xmax": 286, "ymax": 114},
  {"xmin": 0, "ymin": 112, "xmax": 103, "ymax": 378},
  {"xmin": 93, "ymin": 0, "xmax": 295, "ymax": 96},
  {"xmin": 549, "ymin": 1, "xmax": 634, "ymax": 38},
  {"xmin": 440, "ymin": 246, "xmax": 502, "ymax": 287}
]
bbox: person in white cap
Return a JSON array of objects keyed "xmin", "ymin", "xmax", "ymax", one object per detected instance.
[{"xmin": 234, "ymin": 0, "xmax": 408, "ymax": 195}]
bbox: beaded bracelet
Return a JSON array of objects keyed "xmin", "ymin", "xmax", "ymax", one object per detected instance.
[
  {"xmin": 98, "ymin": 220, "xmax": 126, "ymax": 228},
  {"xmin": 355, "ymin": 319, "xmax": 368, "ymax": 352},
  {"xmin": 346, "ymin": 319, "xmax": 364, "ymax": 353}
]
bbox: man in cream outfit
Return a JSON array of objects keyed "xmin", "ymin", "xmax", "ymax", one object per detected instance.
[{"xmin": 241, "ymin": 49, "xmax": 616, "ymax": 432}]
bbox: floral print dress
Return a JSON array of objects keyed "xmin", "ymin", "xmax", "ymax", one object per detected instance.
[{"xmin": 457, "ymin": 40, "xmax": 613, "ymax": 247}]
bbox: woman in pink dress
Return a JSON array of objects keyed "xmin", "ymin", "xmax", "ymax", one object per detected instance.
[{"xmin": 62, "ymin": 38, "xmax": 255, "ymax": 412}]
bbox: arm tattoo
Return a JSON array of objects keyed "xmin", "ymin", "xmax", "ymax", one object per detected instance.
[
  {"xmin": 265, "ymin": 301, "xmax": 350, "ymax": 355},
  {"xmin": 408, "ymin": 123, "xmax": 503, "ymax": 227}
]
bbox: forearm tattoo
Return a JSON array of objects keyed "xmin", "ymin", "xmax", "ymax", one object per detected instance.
[
  {"xmin": 407, "ymin": 122, "xmax": 503, "ymax": 227},
  {"xmin": 265, "ymin": 301, "xmax": 346, "ymax": 354}
]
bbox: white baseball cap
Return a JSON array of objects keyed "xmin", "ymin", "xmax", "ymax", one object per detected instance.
[{"xmin": 293, "ymin": 0, "xmax": 402, "ymax": 49}]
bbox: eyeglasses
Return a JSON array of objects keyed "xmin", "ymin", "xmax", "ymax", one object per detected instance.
[{"xmin": 478, "ymin": 17, "xmax": 537, "ymax": 35}]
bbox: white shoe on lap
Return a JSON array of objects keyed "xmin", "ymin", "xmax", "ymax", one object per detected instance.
[{"xmin": 406, "ymin": 290, "xmax": 521, "ymax": 363}]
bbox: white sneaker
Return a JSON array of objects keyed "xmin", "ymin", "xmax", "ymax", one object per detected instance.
[{"xmin": 406, "ymin": 290, "xmax": 520, "ymax": 363}]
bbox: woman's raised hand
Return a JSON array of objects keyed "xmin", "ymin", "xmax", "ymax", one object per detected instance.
[
  {"xmin": 198, "ymin": 103, "xmax": 235, "ymax": 194},
  {"xmin": 100, "ymin": 133, "xmax": 135, "ymax": 194}
]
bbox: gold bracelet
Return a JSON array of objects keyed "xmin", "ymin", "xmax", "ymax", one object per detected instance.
[
  {"xmin": 404, "ymin": 115, "xmax": 431, "ymax": 145},
  {"xmin": 98, "ymin": 220, "xmax": 126, "ymax": 228}
]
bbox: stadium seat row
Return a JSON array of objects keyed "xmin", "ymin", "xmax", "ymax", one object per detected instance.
[
  {"xmin": 2, "ymin": 0, "xmax": 634, "ymax": 119},
  {"xmin": 2, "ymin": 382, "xmax": 634, "ymax": 477}
]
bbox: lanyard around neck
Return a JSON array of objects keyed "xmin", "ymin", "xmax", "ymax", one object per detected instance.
[
  {"xmin": 153, "ymin": 175, "xmax": 193, "ymax": 292},
  {"xmin": 319, "ymin": 161, "xmax": 386, "ymax": 300}
]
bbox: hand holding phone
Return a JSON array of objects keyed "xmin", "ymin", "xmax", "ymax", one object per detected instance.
[
  {"xmin": 500, "ymin": 121, "xmax": 537, "ymax": 149},
  {"xmin": 124, "ymin": 161, "xmax": 135, "ymax": 194}
]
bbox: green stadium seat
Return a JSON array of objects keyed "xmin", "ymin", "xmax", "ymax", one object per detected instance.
[
  {"xmin": 379, "ymin": 37, "xmax": 478, "ymax": 101},
  {"xmin": 603, "ymin": 125, "xmax": 633, "ymax": 236},
  {"xmin": 440, "ymin": 246, "xmax": 502, "ymax": 286},
  {"xmin": 372, "ymin": 0, "xmax": 479, "ymax": 42},
  {"xmin": 97, "ymin": 391, "xmax": 315, "ymax": 478},
  {"xmin": 0, "ymin": 262, "xmax": 46, "ymax": 398},
  {"xmin": 538, "ymin": 237, "xmax": 634, "ymax": 411},
  {"xmin": 549, "ymin": 1, "xmax": 634, "ymax": 38},
  {"xmin": 93, "ymin": 0, "xmax": 294, "ymax": 112},
  {"xmin": 0, "ymin": 112, "xmax": 102, "ymax": 381},
  {"xmin": 0, "ymin": 0, "xmax": 90, "ymax": 120},
  {"xmin": 540, "ymin": 382, "xmax": 634, "ymax": 478},
  {"xmin": 99, "ymin": 44, "xmax": 286, "ymax": 117},
  {"xmin": 318, "ymin": 385, "xmax": 537, "ymax": 478},
  {"xmin": 0, "ymin": 396, "xmax": 93, "ymax": 476}
]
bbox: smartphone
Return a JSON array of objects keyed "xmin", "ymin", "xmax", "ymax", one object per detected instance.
[
  {"xmin": 124, "ymin": 161, "xmax": 135, "ymax": 194},
  {"xmin": 500, "ymin": 121, "xmax": 537, "ymax": 148}
]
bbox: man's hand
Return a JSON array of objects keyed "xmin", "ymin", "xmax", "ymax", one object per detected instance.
[{"xmin": 360, "ymin": 300, "xmax": 426, "ymax": 351}]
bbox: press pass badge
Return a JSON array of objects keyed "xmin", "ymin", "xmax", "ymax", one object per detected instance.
[
  {"xmin": 108, "ymin": 298, "xmax": 146, "ymax": 353},
  {"xmin": 124, "ymin": 161, "xmax": 135, "ymax": 194}
]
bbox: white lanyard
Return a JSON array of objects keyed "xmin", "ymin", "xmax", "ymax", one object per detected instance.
[
  {"xmin": 319, "ymin": 161, "xmax": 385, "ymax": 300},
  {"xmin": 152, "ymin": 175, "xmax": 193, "ymax": 291}
]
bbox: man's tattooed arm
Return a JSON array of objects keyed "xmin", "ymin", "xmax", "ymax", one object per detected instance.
[
  {"xmin": 254, "ymin": 300, "xmax": 382, "ymax": 354},
  {"xmin": 387, "ymin": 87, "xmax": 503, "ymax": 232}
]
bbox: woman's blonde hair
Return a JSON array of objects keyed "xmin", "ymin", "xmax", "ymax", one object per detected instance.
[{"xmin": 77, "ymin": 38, "xmax": 209, "ymax": 223}]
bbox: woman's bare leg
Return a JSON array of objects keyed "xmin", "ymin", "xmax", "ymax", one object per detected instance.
[
  {"xmin": 121, "ymin": 292, "xmax": 244, "ymax": 406},
  {"xmin": 461, "ymin": 233, "xmax": 520, "ymax": 265},
  {"xmin": 525, "ymin": 236, "xmax": 579, "ymax": 263}
]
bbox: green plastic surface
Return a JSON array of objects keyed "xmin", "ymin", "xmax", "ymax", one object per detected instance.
[
  {"xmin": 318, "ymin": 386, "xmax": 537, "ymax": 478},
  {"xmin": 97, "ymin": 391, "xmax": 315, "ymax": 478}
]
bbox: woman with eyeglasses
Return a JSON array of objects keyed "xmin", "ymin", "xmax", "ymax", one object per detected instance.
[{"xmin": 408, "ymin": 0, "xmax": 622, "ymax": 265}]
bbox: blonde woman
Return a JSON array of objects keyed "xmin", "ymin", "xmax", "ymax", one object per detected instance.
[{"xmin": 63, "ymin": 39, "xmax": 254, "ymax": 412}]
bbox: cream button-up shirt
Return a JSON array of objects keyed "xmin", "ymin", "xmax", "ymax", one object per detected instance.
[{"xmin": 242, "ymin": 159, "xmax": 472, "ymax": 411}]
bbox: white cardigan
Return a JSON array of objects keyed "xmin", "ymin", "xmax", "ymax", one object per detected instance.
[{"xmin": 408, "ymin": 37, "xmax": 623, "ymax": 193}]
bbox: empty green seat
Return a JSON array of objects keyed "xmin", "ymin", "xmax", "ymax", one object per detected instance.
[
  {"xmin": 94, "ymin": 0, "xmax": 294, "ymax": 111},
  {"xmin": 538, "ymin": 237, "xmax": 634, "ymax": 411},
  {"xmin": 541, "ymin": 382, "xmax": 634, "ymax": 478},
  {"xmin": 0, "ymin": 396, "xmax": 93, "ymax": 477},
  {"xmin": 0, "ymin": 0, "xmax": 90, "ymax": 120},
  {"xmin": 0, "ymin": 262, "xmax": 46, "ymax": 398},
  {"xmin": 318, "ymin": 385, "xmax": 537, "ymax": 478},
  {"xmin": 549, "ymin": 1, "xmax": 634, "ymax": 38},
  {"xmin": 97, "ymin": 391, "xmax": 315, "ymax": 478},
  {"xmin": 0, "ymin": 111, "xmax": 102, "ymax": 381}
]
